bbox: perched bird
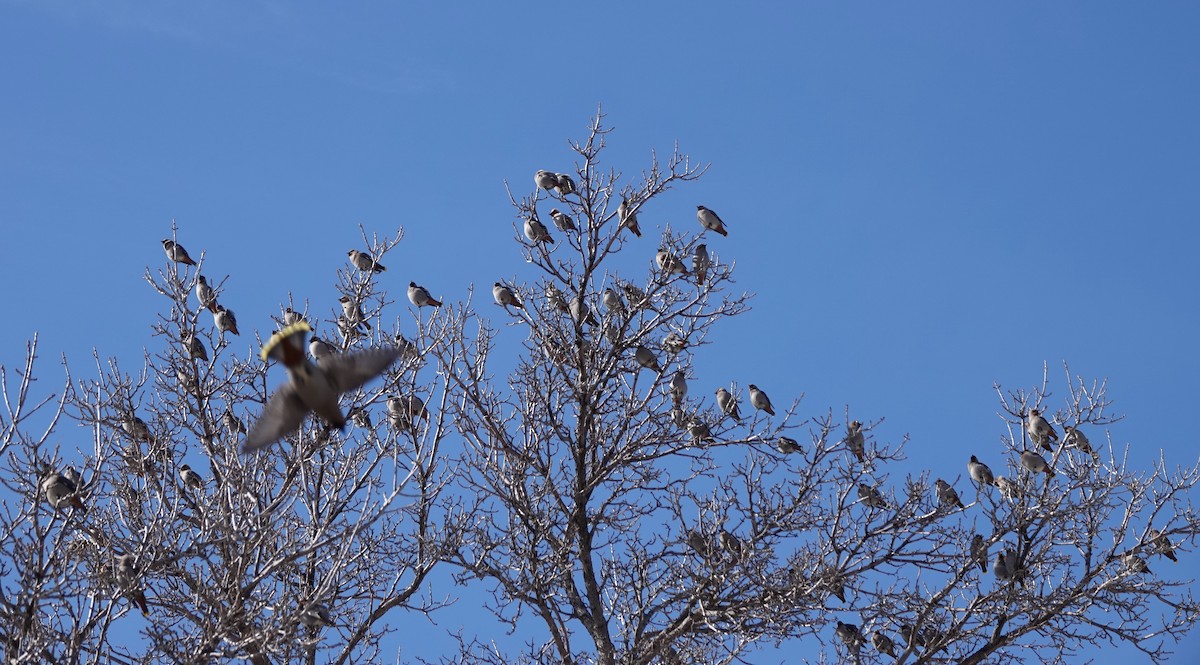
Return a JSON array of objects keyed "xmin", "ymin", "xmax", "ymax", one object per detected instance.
[
  {"xmin": 935, "ymin": 479, "xmax": 965, "ymax": 510},
  {"xmin": 776, "ymin": 436, "xmax": 802, "ymax": 454},
  {"xmin": 241, "ymin": 322, "xmax": 403, "ymax": 453},
  {"xmin": 121, "ymin": 413, "xmax": 154, "ymax": 444},
  {"xmin": 718, "ymin": 529, "xmax": 744, "ymax": 560},
  {"xmin": 602, "ymin": 288, "xmax": 625, "ymax": 315},
  {"xmin": 115, "ymin": 553, "xmax": 150, "ymax": 615},
  {"xmin": 993, "ymin": 552, "xmax": 1011, "ymax": 581},
  {"xmin": 388, "ymin": 393, "xmax": 429, "ymax": 425},
  {"xmin": 179, "ymin": 464, "xmax": 204, "ymax": 489},
  {"xmin": 748, "ymin": 384, "xmax": 775, "ymax": 416},
  {"xmin": 195, "ymin": 275, "xmax": 218, "ymax": 313},
  {"xmin": 618, "ymin": 197, "xmax": 642, "ymax": 237},
  {"xmin": 968, "ymin": 455, "xmax": 996, "ymax": 486},
  {"xmin": 223, "ymin": 409, "xmax": 246, "ymax": 435},
  {"xmin": 162, "ymin": 239, "xmax": 197, "ymax": 266},
  {"xmin": 339, "ymin": 295, "xmax": 371, "ymax": 331},
  {"xmin": 669, "ymin": 371, "xmax": 688, "ymax": 404},
  {"xmin": 685, "ymin": 530, "xmax": 711, "ymax": 557},
  {"xmin": 871, "ymin": 632, "xmax": 897, "ymax": 658},
  {"xmin": 971, "ymin": 534, "xmax": 988, "ymax": 573},
  {"xmin": 554, "ymin": 173, "xmax": 576, "ymax": 197},
  {"xmin": 602, "ymin": 320, "xmax": 621, "ymax": 345},
  {"xmin": 822, "ymin": 570, "xmax": 847, "ymax": 602},
  {"xmin": 635, "ymin": 345, "xmax": 662, "ymax": 373},
  {"xmin": 1063, "ymin": 425, "xmax": 1099, "ymax": 461},
  {"xmin": 1124, "ymin": 552, "xmax": 1151, "ymax": 575},
  {"xmin": 835, "ymin": 621, "xmax": 862, "ymax": 649},
  {"xmin": 1026, "ymin": 408, "xmax": 1058, "ymax": 451},
  {"xmin": 549, "ymin": 208, "xmax": 577, "ymax": 232},
  {"xmin": 213, "ymin": 306, "xmax": 239, "ymax": 336},
  {"xmin": 621, "ymin": 281, "xmax": 652, "ymax": 310},
  {"xmin": 407, "ymin": 282, "xmax": 443, "ymax": 308},
  {"xmin": 900, "ymin": 624, "xmax": 927, "ymax": 649},
  {"xmin": 309, "ymin": 335, "xmax": 337, "ymax": 361},
  {"xmin": 693, "ymin": 243, "xmax": 710, "ymax": 286},
  {"xmin": 715, "ymin": 387, "xmax": 742, "ymax": 422},
  {"xmin": 393, "ymin": 333, "xmax": 419, "ymax": 362},
  {"xmin": 493, "ymin": 282, "xmax": 524, "ymax": 310},
  {"xmin": 661, "ymin": 331, "xmax": 687, "ymax": 354},
  {"xmin": 1019, "ymin": 450, "xmax": 1055, "ymax": 478},
  {"xmin": 347, "ymin": 249, "xmax": 385, "ymax": 273},
  {"xmin": 696, "ymin": 205, "xmax": 729, "ymax": 237},
  {"xmin": 857, "ymin": 483, "xmax": 887, "ymax": 508},
  {"xmin": 282, "ymin": 307, "xmax": 304, "ymax": 326},
  {"xmin": 1147, "ymin": 529, "xmax": 1178, "ymax": 563},
  {"xmin": 534, "ymin": 170, "xmax": 559, "ymax": 191},
  {"xmin": 570, "ymin": 296, "xmax": 599, "ymax": 327},
  {"xmin": 687, "ymin": 419, "xmax": 714, "ymax": 444},
  {"xmin": 655, "ymin": 249, "xmax": 689, "ymax": 276},
  {"xmin": 1003, "ymin": 549, "xmax": 1022, "ymax": 582},
  {"xmin": 183, "ymin": 332, "xmax": 208, "ymax": 362},
  {"xmin": 844, "ymin": 421, "xmax": 866, "ymax": 462},
  {"xmin": 996, "ymin": 476, "xmax": 1020, "ymax": 500},
  {"xmin": 41, "ymin": 467, "xmax": 86, "ymax": 511},
  {"xmin": 524, "ymin": 217, "xmax": 555, "ymax": 244},
  {"xmin": 545, "ymin": 283, "xmax": 570, "ymax": 313},
  {"xmin": 300, "ymin": 603, "xmax": 333, "ymax": 628}
]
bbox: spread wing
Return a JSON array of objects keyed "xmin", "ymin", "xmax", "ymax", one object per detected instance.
[
  {"xmin": 321, "ymin": 347, "xmax": 403, "ymax": 395},
  {"xmin": 242, "ymin": 384, "xmax": 309, "ymax": 453}
]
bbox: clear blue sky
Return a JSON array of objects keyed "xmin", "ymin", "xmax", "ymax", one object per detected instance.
[{"xmin": 1, "ymin": 2, "xmax": 1197, "ymax": 662}]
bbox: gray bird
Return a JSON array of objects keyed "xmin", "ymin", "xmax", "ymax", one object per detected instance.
[
  {"xmin": 41, "ymin": 467, "xmax": 86, "ymax": 511},
  {"xmin": 549, "ymin": 208, "xmax": 577, "ymax": 231},
  {"xmin": 688, "ymin": 419, "xmax": 714, "ymax": 444},
  {"xmin": 393, "ymin": 333, "xmax": 419, "ymax": 361},
  {"xmin": 968, "ymin": 455, "xmax": 996, "ymax": 486},
  {"xmin": 546, "ymin": 283, "xmax": 570, "ymax": 313},
  {"xmin": 493, "ymin": 282, "xmax": 524, "ymax": 310},
  {"xmin": 661, "ymin": 331, "xmax": 687, "ymax": 354},
  {"xmin": 748, "ymin": 384, "xmax": 775, "ymax": 416},
  {"xmin": 857, "ymin": 483, "xmax": 887, "ymax": 508},
  {"xmin": 1003, "ymin": 549, "xmax": 1022, "ymax": 582},
  {"xmin": 936, "ymin": 479, "xmax": 964, "ymax": 510},
  {"xmin": 116, "ymin": 553, "xmax": 150, "ymax": 615},
  {"xmin": 1019, "ymin": 450, "xmax": 1055, "ymax": 478},
  {"xmin": 213, "ymin": 306, "xmax": 239, "ymax": 336},
  {"xmin": 121, "ymin": 413, "xmax": 154, "ymax": 444},
  {"xmin": 162, "ymin": 239, "xmax": 196, "ymax": 266},
  {"xmin": 835, "ymin": 621, "xmax": 862, "ymax": 649},
  {"xmin": 534, "ymin": 169, "xmax": 559, "ymax": 191},
  {"xmin": 309, "ymin": 335, "xmax": 337, "ymax": 361},
  {"xmin": 282, "ymin": 307, "xmax": 304, "ymax": 326},
  {"xmin": 823, "ymin": 570, "xmax": 846, "ymax": 602},
  {"xmin": 871, "ymin": 632, "xmax": 897, "ymax": 658},
  {"xmin": 996, "ymin": 476, "xmax": 1020, "ymax": 500},
  {"xmin": 718, "ymin": 529, "xmax": 744, "ymax": 560},
  {"xmin": 524, "ymin": 217, "xmax": 555, "ymax": 245},
  {"xmin": 241, "ymin": 322, "xmax": 403, "ymax": 453},
  {"xmin": 407, "ymin": 282, "xmax": 442, "ymax": 308},
  {"xmin": 347, "ymin": 249, "xmax": 385, "ymax": 273},
  {"xmin": 387, "ymin": 393, "xmax": 428, "ymax": 424},
  {"xmin": 635, "ymin": 345, "xmax": 662, "ymax": 373},
  {"xmin": 776, "ymin": 436, "xmax": 802, "ymax": 454},
  {"xmin": 686, "ymin": 529, "xmax": 711, "ymax": 557},
  {"xmin": 618, "ymin": 197, "xmax": 642, "ymax": 237},
  {"xmin": 845, "ymin": 421, "xmax": 866, "ymax": 462},
  {"xmin": 669, "ymin": 371, "xmax": 687, "ymax": 404},
  {"xmin": 195, "ymin": 275, "xmax": 218, "ymax": 313},
  {"xmin": 655, "ymin": 249, "xmax": 689, "ymax": 276},
  {"xmin": 993, "ymin": 551, "xmax": 1011, "ymax": 581},
  {"xmin": 1026, "ymin": 408, "xmax": 1058, "ymax": 451},
  {"xmin": 570, "ymin": 295, "xmax": 599, "ymax": 327},
  {"xmin": 693, "ymin": 243, "xmax": 710, "ymax": 286},
  {"xmin": 183, "ymin": 332, "xmax": 208, "ymax": 362},
  {"xmin": 339, "ymin": 295, "xmax": 371, "ymax": 331},
  {"xmin": 554, "ymin": 173, "xmax": 576, "ymax": 197},
  {"xmin": 971, "ymin": 534, "xmax": 988, "ymax": 573},
  {"xmin": 715, "ymin": 387, "xmax": 742, "ymax": 422},
  {"xmin": 179, "ymin": 464, "xmax": 204, "ymax": 489},
  {"xmin": 1147, "ymin": 529, "xmax": 1178, "ymax": 563},
  {"xmin": 696, "ymin": 205, "xmax": 729, "ymax": 237},
  {"xmin": 1063, "ymin": 425, "xmax": 1099, "ymax": 461},
  {"xmin": 602, "ymin": 288, "xmax": 625, "ymax": 315},
  {"xmin": 621, "ymin": 281, "xmax": 652, "ymax": 310},
  {"xmin": 223, "ymin": 409, "xmax": 246, "ymax": 435},
  {"xmin": 1124, "ymin": 551, "xmax": 1151, "ymax": 574},
  {"xmin": 900, "ymin": 624, "xmax": 927, "ymax": 649},
  {"xmin": 300, "ymin": 603, "xmax": 333, "ymax": 628}
]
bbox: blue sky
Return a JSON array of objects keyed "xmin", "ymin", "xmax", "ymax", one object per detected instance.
[{"xmin": 1, "ymin": 2, "xmax": 1198, "ymax": 662}]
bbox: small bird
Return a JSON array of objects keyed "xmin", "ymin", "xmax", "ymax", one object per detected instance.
[
  {"xmin": 993, "ymin": 551, "xmax": 1010, "ymax": 581},
  {"xmin": 554, "ymin": 173, "xmax": 576, "ymax": 197},
  {"xmin": 115, "ymin": 553, "xmax": 150, "ymax": 615},
  {"xmin": 309, "ymin": 335, "xmax": 337, "ymax": 361},
  {"xmin": 822, "ymin": 570, "xmax": 847, "ymax": 602},
  {"xmin": 213, "ymin": 306, "xmax": 239, "ymax": 336},
  {"xmin": 569, "ymin": 296, "xmax": 599, "ymax": 327},
  {"xmin": 669, "ymin": 371, "xmax": 687, "ymax": 404},
  {"xmin": 601, "ymin": 288, "xmax": 625, "ymax": 315},
  {"xmin": 195, "ymin": 275, "xmax": 218, "ymax": 313},
  {"xmin": 241, "ymin": 322, "xmax": 404, "ymax": 453},
  {"xmin": 347, "ymin": 249, "xmax": 385, "ymax": 273},
  {"xmin": 835, "ymin": 621, "xmax": 862, "ymax": 649},
  {"xmin": 634, "ymin": 345, "xmax": 662, "ymax": 373},
  {"xmin": 996, "ymin": 476, "xmax": 1020, "ymax": 500},
  {"xmin": 223, "ymin": 409, "xmax": 246, "ymax": 435},
  {"xmin": 693, "ymin": 243, "xmax": 710, "ymax": 286},
  {"xmin": 718, "ymin": 529, "xmax": 744, "ymax": 560},
  {"xmin": 857, "ymin": 483, "xmax": 887, "ymax": 508},
  {"xmin": 871, "ymin": 632, "xmax": 897, "ymax": 657},
  {"xmin": 545, "ymin": 283, "xmax": 570, "ymax": 313},
  {"xmin": 696, "ymin": 205, "xmax": 729, "ymax": 237},
  {"xmin": 900, "ymin": 624, "xmax": 927, "ymax": 649},
  {"xmin": 1063, "ymin": 425, "xmax": 1099, "ymax": 461},
  {"xmin": 1003, "ymin": 549, "xmax": 1022, "ymax": 582},
  {"xmin": 748, "ymin": 384, "xmax": 775, "ymax": 416},
  {"xmin": 685, "ymin": 530, "xmax": 711, "ymax": 557},
  {"xmin": 621, "ymin": 282, "xmax": 652, "ymax": 310},
  {"xmin": 524, "ymin": 217, "xmax": 555, "ymax": 245},
  {"xmin": 534, "ymin": 170, "xmax": 559, "ymax": 191},
  {"xmin": 688, "ymin": 419, "xmax": 714, "ymax": 444},
  {"xmin": 179, "ymin": 464, "xmax": 204, "ymax": 490},
  {"xmin": 282, "ymin": 307, "xmax": 304, "ymax": 326},
  {"xmin": 661, "ymin": 331, "xmax": 687, "ymax": 354},
  {"xmin": 338, "ymin": 295, "xmax": 371, "ymax": 331},
  {"xmin": 300, "ymin": 603, "xmax": 333, "ymax": 628},
  {"xmin": 844, "ymin": 421, "xmax": 865, "ymax": 462},
  {"xmin": 1026, "ymin": 408, "xmax": 1058, "ymax": 451},
  {"xmin": 776, "ymin": 436, "xmax": 802, "ymax": 454},
  {"xmin": 655, "ymin": 249, "xmax": 689, "ymax": 276},
  {"xmin": 935, "ymin": 479, "xmax": 964, "ymax": 510},
  {"xmin": 1019, "ymin": 450, "xmax": 1055, "ymax": 478},
  {"xmin": 1124, "ymin": 552, "xmax": 1151, "ymax": 575},
  {"xmin": 715, "ymin": 388, "xmax": 742, "ymax": 422},
  {"xmin": 393, "ymin": 333, "xmax": 419, "ymax": 361},
  {"xmin": 386, "ymin": 394, "xmax": 427, "ymax": 430},
  {"xmin": 493, "ymin": 282, "xmax": 524, "ymax": 310},
  {"xmin": 407, "ymin": 282, "xmax": 442, "ymax": 308},
  {"xmin": 971, "ymin": 534, "xmax": 988, "ymax": 573},
  {"xmin": 968, "ymin": 455, "xmax": 996, "ymax": 486},
  {"xmin": 162, "ymin": 239, "xmax": 197, "ymax": 266},
  {"xmin": 1147, "ymin": 529, "xmax": 1178, "ymax": 563},
  {"xmin": 549, "ymin": 209, "xmax": 577, "ymax": 232},
  {"xmin": 183, "ymin": 332, "xmax": 208, "ymax": 362},
  {"xmin": 41, "ymin": 467, "xmax": 86, "ymax": 511},
  {"xmin": 121, "ymin": 413, "xmax": 154, "ymax": 444},
  {"xmin": 617, "ymin": 197, "xmax": 642, "ymax": 237}
]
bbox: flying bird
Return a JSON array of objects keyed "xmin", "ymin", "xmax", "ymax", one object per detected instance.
[
  {"xmin": 617, "ymin": 197, "xmax": 642, "ymax": 237},
  {"xmin": 696, "ymin": 205, "xmax": 729, "ymax": 236},
  {"xmin": 41, "ymin": 466, "xmax": 86, "ymax": 511},
  {"xmin": 693, "ymin": 243, "xmax": 710, "ymax": 286},
  {"xmin": 549, "ymin": 208, "xmax": 577, "ymax": 232},
  {"xmin": 408, "ymin": 282, "xmax": 442, "ymax": 308},
  {"xmin": 195, "ymin": 275, "xmax": 218, "ymax": 313},
  {"xmin": 347, "ymin": 249, "xmax": 385, "ymax": 273},
  {"xmin": 493, "ymin": 282, "xmax": 524, "ymax": 310},
  {"xmin": 968, "ymin": 455, "xmax": 996, "ymax": 486},
  {"xmin": 1026, "ymin": 408, "xmax": 1058, "ymax": 451},
  {"xmin": 634, "ymin": 345, "xmax": 662, "ymax": 373},
  {"xmin": 116, "ymin": 553, "xmax": 150, "ymax": 615},
  {"xmin": 213, "ymin": 306, "xmax": 239, "ymax": 336},
  {"xmin": 936, "ymin": 479, "xmax": 965, "ymax": 510},
  {"xmin": 241, "ymin": 322, "xmax": 403, "ymax": 453},
  {"xmin": 162, "ymin": 239, "xmax": 196, "ymax": 266},
  {"xmin": 524, "ymin": 217, "xmax": 555, "ymax": 244},
  {"xmin": 748, "ymin": 384, "xmax": 775, "ymax": 416},
  {"xmin": 715, "ymin": 387, "xmax": 742, "ymax": 422}
]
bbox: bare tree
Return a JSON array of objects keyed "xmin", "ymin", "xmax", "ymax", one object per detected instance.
[
  {"xmin": 434, "ymin": 111, "xmax": 1200, "ymax": 665},
  {"xmin": 0, "ymin": 227, "xmax": 468, "ymax": 664}
]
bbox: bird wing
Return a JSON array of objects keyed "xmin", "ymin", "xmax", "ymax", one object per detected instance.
[
  {"xmin": 321, "ymin": 347, "xmax": 403, "ymax": 394},
  {"xmin": 242, "ymin": 384, "xmax": 308, "ymax": 453}
]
